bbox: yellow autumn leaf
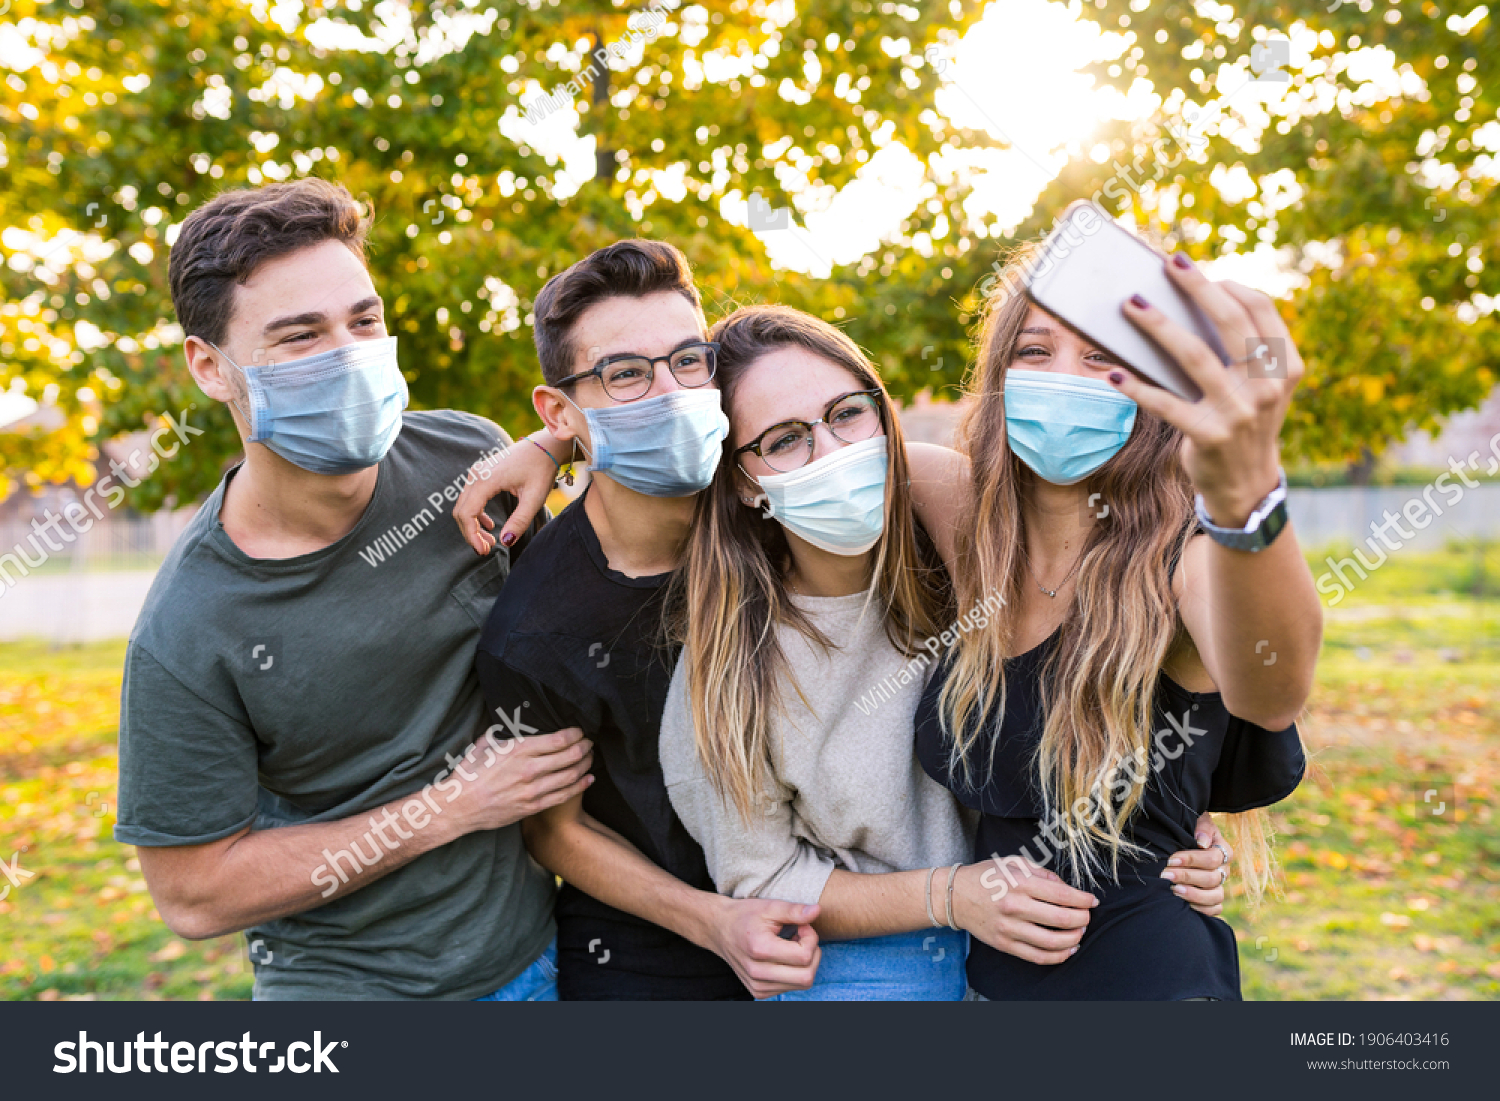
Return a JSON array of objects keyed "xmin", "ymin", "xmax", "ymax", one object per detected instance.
[{"xmin": 151, "ymin": 940, "xmax": 189, "ymax": 963}]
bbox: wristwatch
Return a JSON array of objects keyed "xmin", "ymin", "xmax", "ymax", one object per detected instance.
[{"xmin": 1194, "ymin": 469, "xmax": 1289, "ymax": 553}]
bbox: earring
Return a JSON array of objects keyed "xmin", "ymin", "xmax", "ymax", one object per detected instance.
[{"xmin": 563, "ymin": 439, "xmax": 576, "ymax": 487}]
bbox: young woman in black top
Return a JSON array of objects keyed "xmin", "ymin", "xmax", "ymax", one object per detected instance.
[{"xmin": 912, "ymin": 245, "xmax": 1322, "ymax": 1000}]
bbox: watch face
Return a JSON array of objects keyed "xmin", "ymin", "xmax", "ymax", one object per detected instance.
[
  {"xmin": 1194, "ymin": 492, "xmax": 1289, "ymax": 552},
  {"xmin": 1235, "ymin": 499, "xmax": 1289, "ymax": 551},
  {"xmin": 1258, "ymin": 500, "xmax": 1289, "ymax": 547}
]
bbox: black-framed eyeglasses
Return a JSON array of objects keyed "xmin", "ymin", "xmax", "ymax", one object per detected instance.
[
  {"xmin": 734, "ymin": 389, "xmax": 885, "ymax": 474},
  {"xmin": 554, "ymin": 341, "xmax": 719, "ymax": 402}
]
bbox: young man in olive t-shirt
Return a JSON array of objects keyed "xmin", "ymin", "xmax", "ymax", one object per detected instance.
[{"xmin": 114, "ymin": 179, "xmax": 593, "ymax": 999}]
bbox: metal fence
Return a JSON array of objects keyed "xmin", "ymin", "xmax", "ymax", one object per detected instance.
[
  {"xmin": 0, "ymin": 511, "xmax": 197, "ymax": 573},
  {"xmin": 1286, "ymin": 485, "xmax": 1500, "ymax": 552},
  {"xmin": 1, "ymin": 489, "xmax": 1497, "ymax": 643}
]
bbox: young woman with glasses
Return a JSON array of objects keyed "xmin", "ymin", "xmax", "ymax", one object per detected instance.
[{"xmin": 654, "ymin": 304, "xmax": 1234, "ymax": 1000}]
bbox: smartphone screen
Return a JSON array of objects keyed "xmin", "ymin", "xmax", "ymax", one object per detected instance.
[{"xmin": 1024, "ymin": 201, "xmax": 1229, "ymax": 402}]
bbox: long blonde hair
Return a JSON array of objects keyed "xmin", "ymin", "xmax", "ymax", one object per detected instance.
[
  {"xmin": 939, "ymin": 243, "xmax": 1279, "ymax": 905},
  {"xmin": 665, "ymin": 305, "xmax": 953, "ymax": 821}
]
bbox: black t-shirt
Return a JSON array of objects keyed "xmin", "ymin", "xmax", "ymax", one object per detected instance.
[
  {"xmin": 914, "ymin": 632, "xmax": 1305, "ymax": 1000},
  {"xmin": 475, "ymin": 491, "xmax": 748, "ymax": 1001}
]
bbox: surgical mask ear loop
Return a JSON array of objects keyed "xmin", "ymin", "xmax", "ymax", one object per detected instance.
[
  {"xmin": 735, "ymin": 461, "xmax": 773, "ymax": 518},
  {"xmin": 206, "ymin": 340, "xmax": 257, "ymax": 437},
  {"xmin": 558, "ymin": 390, "xmax": 597, "ymax": 472},
  {"xmin": 228, "ymin": 394, "xmax": 253, "ymax": 433}
]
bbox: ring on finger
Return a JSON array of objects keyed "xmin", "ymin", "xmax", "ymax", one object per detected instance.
[
  {"xmin": 1218, "ymin": 865, "xmax": 1229, "ymax": 885},
  {"xmin": 1212, "ymin": 842, "xmax": 1230, "ymax": 867},
  {"xmin": 1227, "ymin": 339, "xmax": 1279, "ymax": 368}
]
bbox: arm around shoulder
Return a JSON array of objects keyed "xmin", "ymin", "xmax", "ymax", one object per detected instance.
[{"xmin": 904, "ymin": 441, "xmax": 972, "ymax": 572}]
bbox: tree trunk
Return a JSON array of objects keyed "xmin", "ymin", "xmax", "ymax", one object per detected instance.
[
  {"xmin": 1347, "ymin": 446, "xmax": 1376, "ymax": 486},
  {"xmin": 592, "ymin": 32, "xmax": 613, "ymax": 183}
]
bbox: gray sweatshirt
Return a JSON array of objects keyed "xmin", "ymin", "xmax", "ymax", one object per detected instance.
[{"xmin": 660, "ymin": 589, "xmax": 974, "ymax": 906}]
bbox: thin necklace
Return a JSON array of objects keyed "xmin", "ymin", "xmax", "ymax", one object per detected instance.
[{"xmin": 1028, "ymin": 550, "xmax": 1082, "ymax": 598}]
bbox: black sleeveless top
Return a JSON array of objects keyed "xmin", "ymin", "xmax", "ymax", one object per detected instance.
[{"xmin": 914, "ymin": 632, "xmax": 1305, "ymax": 1000}]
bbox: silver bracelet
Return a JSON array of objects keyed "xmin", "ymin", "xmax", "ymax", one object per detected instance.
[
  {"xmin": 925, "ymin": 866, "xmax": 942, "ymax": 928},
  {"xmin": 944, "ymin": 862, "xmax": 962, "ymax": 931}
]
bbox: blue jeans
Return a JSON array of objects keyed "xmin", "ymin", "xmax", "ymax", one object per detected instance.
[
  {"xmin": 475, "ymin": 940, "xmax": 558, "ymax": 1002},
  {"xmin": 766, "ymin": 928, "xmax": 968, "ymax": 1001}
]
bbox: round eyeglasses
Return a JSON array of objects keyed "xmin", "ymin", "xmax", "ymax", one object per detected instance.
[
  {"xmin": 554, "ymin": 341, "xmax": 718, "ymax": 402},
  {"xmin": 734, "ymin": 389, "xmax": 885, "ymax": 473}
]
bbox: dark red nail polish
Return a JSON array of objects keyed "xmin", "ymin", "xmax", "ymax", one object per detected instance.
[
  {"xmin": 1109, "ymin": 370, "xmax": 1125, "ymax": 385},
  {"xmin": 1172, "ymin": 252, "xmax": 1193, "ymax": 270},
  {"xmin": 500, "ymin": 532, "xmax": 517, "ymax": 548},
  {"xmin": 1130, "ymin": 294, "xmax": 1149, "ymax": 310}
]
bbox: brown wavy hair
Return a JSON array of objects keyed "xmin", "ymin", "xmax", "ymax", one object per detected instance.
[
  {"xmin": 169, "ymin": 178, "xmax": 370, "ymax": 347},
  {"xmin": 665, "ymin": 304, "xmax": 953, "ymax": 821},
  {"xmin": 939, "ymin": 243, "xmax": 1277, "ymax": 904}
]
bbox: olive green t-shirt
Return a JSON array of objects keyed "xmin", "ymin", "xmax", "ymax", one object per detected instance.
[{"xmin": 115, "ymin": 410, "xmax": 555, "ymax": 1000}]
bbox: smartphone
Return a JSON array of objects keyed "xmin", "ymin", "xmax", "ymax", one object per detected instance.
[{"xmin": 1024, "ymin": 200, "xmax": 1228, "ymax": 402}]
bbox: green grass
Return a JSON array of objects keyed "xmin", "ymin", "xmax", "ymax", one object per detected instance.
[
  {"xmin": 1308, "ymin": 536, "xmax": 1500, "ymax": 608},
  {"xmin": 1, "ymin": 545, "xmax": 1496, "ymax": 1000},
  {"xmin": 1232, "ymin": 645, "xmax": 1499, "ymax": 998},
  {"xmin": 1226, "ymin": 542, "xmax": 1500, "ymax": 998},
  {"xmin": 0, "ymin": 639, "xmax": 253, "ymax": 1000}
]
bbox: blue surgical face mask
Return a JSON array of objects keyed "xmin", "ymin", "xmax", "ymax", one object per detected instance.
[
  {"xmin": 568, "ymin": 387, "xmax": 729, "ymax": 498},
  {"xmin": 1003, "ymin": 368, "xmax": 1137, "ymax": 486},
  {"xmin": 212, "ymin": 336, "xmax": 408, "ymax": 475},
  {"xmin": 750, "ymin": 435, "xmax": 889, "ymax": 556}
]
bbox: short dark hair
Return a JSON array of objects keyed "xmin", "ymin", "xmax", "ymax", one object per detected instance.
[
  {"xmin": 168, "ymin": 178, "xmax": 371, "ymax": 347},
  {"xmin": 532, "ymin": 239, "xmax": 702, "ymax": 385}
]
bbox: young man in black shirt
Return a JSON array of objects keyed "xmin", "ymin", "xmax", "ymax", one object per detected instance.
[{"xmin": 469, "ymin": 241, "xmax": 822, "ymax": 1000}]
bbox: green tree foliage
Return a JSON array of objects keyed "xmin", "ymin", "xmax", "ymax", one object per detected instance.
[
  {"xmin": 1108, "ymin": 0, "xmax": 1499, "ymax": 465},
  {"xmin": 918, "ymin": 0, "xmax": 1498, "ymax": 467},
  {"xmin": 0, "ymin": 0, "xmax": 984, "ymax": 506},
  {"xmin": 1, "ymin": 0, "xmax": 1495, "ymax": 507}
]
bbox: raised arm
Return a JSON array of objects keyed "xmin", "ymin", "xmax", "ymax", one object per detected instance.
[
  {"xmin": 453, "ymin": 429, "xmax": 971, "ymax": 563},
  {"xmin": 1109, "ymin": 260, "xmax": 1322, "ymax": 730}
]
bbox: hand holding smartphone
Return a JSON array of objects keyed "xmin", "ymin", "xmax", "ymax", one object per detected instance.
[{"xmin": 1025, "ymin": 201, "xmax": 1230, "ymax": 402}]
